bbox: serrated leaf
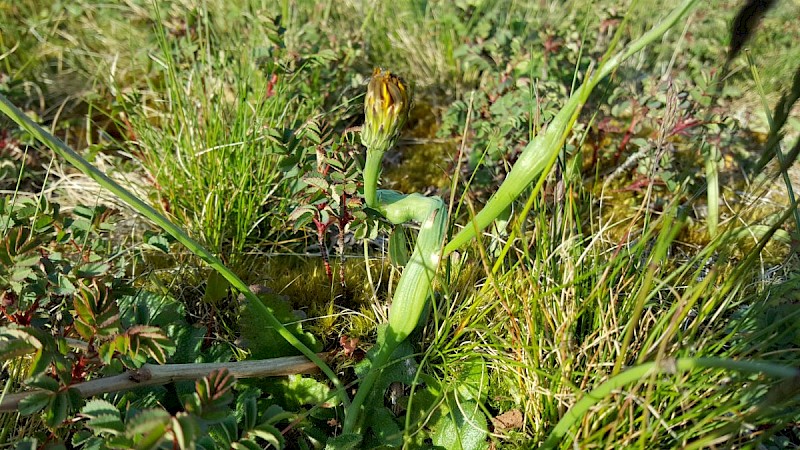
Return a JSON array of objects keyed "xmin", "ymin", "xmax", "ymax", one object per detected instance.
[
  {"xmin": 303, "ymin": 176, "xmax": 329, "ymax": 191},
  {"xmin": 82, "ymin": 399, "xmax": 119, "ymax": 418},
  {"xmin": 87, "ymin": 414, "xmax": 125, "ymax": 434},
  {"xmin": 18, "ymin": 391, "xmax": 52, "ymax": 415},
  {"xmin": 239, "ymin": 394, "xmax": 258, "ymax": 431},
  {"xmin": 126, "ymin": 408, "xmax": 170, "ymax": 436},
  {"xmin": 125, "ymin": 326, "xmax": 175, "ymax": 364},
  {"xmin": 0, "ymin": 329, "xmax": 41, "ymax": 360},
  {"xmin": 187, "ymin": 369, "xmax": 235, "ymax": 422}
]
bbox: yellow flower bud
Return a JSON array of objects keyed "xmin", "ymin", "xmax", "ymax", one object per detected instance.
[{"xmin": 361, "ymin": 68, "xmax": 411, "ymax": 153}]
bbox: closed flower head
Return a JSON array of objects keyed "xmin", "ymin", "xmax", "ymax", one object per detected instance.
[{"xmin": 361, "ymin": 68, "xmax": 411, "ymax": 153}]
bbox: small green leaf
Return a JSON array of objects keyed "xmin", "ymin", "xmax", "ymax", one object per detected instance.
[
  {"xmin": 249, "ymin": 423, "xmax": 284, "ymax": 449},
  {"xmin": 27, "ymin": 374, "xmax": 60, "ymax": 392},
  {"xmin": 143, "ymin": 231, "xmax": 171, "ymax": 253},
  {"xmin": 171, "ymin": 414, "xmax": 199, "ymax": 450},
  {"xmin": 203, "ymin": 270, "xmax": 230, "ymax": 305},
  {"xmin": 82, "ymin": 399, "xmax": 119, "ymax": 418},
  {"xmin": 232, "ymin": 440, "xmax": 261, "ymax": 450},
  {"xmin": 18, "ymin": 391, "xmax": 52, "ymax": 416},
  {"xmin": 14, "ymin": 438, "xmax": 37, "ymax": 450},
  {"xmin": 76, "ymin": 262, "xmax": 110, "ymax": 278},
  {"xmin": 87, "ymin": 414, "xmax": 125, "ymax": 435},
  {"xmin": 325, "ymin": 433, "xmax": 362, "ymax": 450},
  {"xmin": 45, "ymin": 390, "xmax": 70, "ymax": 428}
]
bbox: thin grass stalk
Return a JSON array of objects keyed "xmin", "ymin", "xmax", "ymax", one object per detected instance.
[
  {"xmin": 541, "ymin": 357, "xmax": 800, "ymax": 449},
  {"xmin": 745, "ymin": 51, "xmax": 800, "ymax": 232}
]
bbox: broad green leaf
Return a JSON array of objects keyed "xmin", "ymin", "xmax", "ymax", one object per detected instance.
[
  {"xmin": 454, "ymin": 358, "xmax": 488, "ymax": 404},
  {"xmin": 431, "ymin": 399, "xmax": 488, "ymax": 450},
  {"xmin": 239, "ymin": 292, "xmax": 320, "ymax": 359},
  {"xmin": 365, "ymin": 407, "xmax": 402, "ymax": 448},
  {"xmin": 269, "ymin": 375, "xmax": 331, "ymax": 410}
]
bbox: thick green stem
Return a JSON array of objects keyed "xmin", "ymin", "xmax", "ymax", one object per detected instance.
[
  {"xmin": 344, "ymin": 190, "xmax": 446, "ymax": 433},
  {"xmin": 363, "ymin": 148, "xmax": 387, "ymax": 208},
  {"xmin": 0, "ymin": 94, "xmax": 349, "ymax": 408}
]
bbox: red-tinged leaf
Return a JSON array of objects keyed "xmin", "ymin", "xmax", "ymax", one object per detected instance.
[{"xmin": 73, "ymin": 293, "xmax": 96, "ymax": 326}]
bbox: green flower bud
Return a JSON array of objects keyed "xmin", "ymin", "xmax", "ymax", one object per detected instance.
[{"xmin": 361, "ymin": 68, "xmax": 411, "ymax": 154}]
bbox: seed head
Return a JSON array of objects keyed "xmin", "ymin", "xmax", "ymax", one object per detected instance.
[{"xmin": 361, "ymin": 68, "xmax": 411, "ymax": 153}]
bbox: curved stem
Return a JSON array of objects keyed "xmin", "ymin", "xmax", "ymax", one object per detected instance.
[{"xmin": 344, "ymin": 190, "xmax": 446, "ymax": 433}]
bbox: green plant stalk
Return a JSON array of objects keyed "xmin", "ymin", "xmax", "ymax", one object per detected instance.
[
  {"xmin": 703, "ymin": 137, "xmax": 720, "ymax": 237},
  {"xmin": 343, "ymin": 189, "xmax": 447, "ymax": 433},
  {"xmin": 746, "ymin": 51, "xmax": 800, "ymax": 233},
  {"xmin": 363, "ymin": 148, "xmax": 387, "ymax": 208},
  {"xmin": 444, "ymin": 0, "xmax": 699, "ymax": 254},
  {"xmin": 0, "ymin": 93, "xmax": 349, "ymax": 409},
  {"xmin": 540, "ymin": 357, "xmax": 800, "ymax": 449}
]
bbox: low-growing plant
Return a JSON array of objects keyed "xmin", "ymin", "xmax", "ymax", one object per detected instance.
[{"xmin": 2, "ymin": 0, "xmax": 800, "ymax": 448}]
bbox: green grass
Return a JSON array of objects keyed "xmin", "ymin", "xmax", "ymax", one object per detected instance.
[{"xmin": 2, "ymin": 0, "xmax": 800, "ymax": 448}]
